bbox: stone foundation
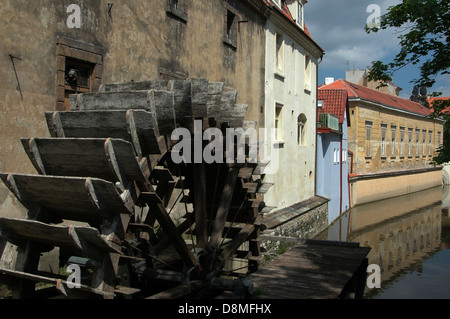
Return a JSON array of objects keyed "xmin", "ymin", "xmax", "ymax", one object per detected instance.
[{"xmin": 259, "ymin": 196, "xmax": 329, "ymax": 262}]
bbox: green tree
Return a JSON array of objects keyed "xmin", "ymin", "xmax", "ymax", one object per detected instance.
[{"xmin": 365, "ymin": 0, "xmax": 450, "ymax": 113}]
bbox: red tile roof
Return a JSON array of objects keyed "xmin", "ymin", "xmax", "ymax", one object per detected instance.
[
  {"xmin": 322, "ymin": 79, "xmax": 432, "ymax": 117},
  {"xmin": 428, "ymin": 97, "xmax": 450, "ymax": 114},
  {"xmin": 317, "ymin": 89, "xmax": 348, "ymax": 124}
]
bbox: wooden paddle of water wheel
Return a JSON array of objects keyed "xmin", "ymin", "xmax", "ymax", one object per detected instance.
[{"xmin": 0, "ymin": 79, "xmax": 274, "ymax": 299}]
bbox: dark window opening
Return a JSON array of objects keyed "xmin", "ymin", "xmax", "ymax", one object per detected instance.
[
  {"xmin": 65, "ymin": 58, "xmax": 94, "ymax": 90},
  {"xmin": 167, "ymin": 0, "xmax": 187, "ymax": 22},
  {"xmin": 224, "ymin": 8, "xmax": 238, "ymax": 48}
]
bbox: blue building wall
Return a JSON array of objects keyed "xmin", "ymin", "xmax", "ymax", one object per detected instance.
[{"xmin": 316, "ymin": 115, "xmax": 350, "ymax": 224}]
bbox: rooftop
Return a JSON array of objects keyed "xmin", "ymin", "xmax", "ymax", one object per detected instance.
[
  {"xmin": 318, "ymin": 88, "xmax": 348, "ymax": 124},
  {"xmin": 321, "ymin": 79, "xmax": 432, "ymax": 117},
  {"xmin": 260, "ymin": 0, "xmax": 324, "ymax": 53}
]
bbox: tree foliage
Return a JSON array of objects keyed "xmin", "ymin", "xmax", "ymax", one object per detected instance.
[{"xmin": 365, "ymin": 0, "xmax": 450, "ymax": 111}]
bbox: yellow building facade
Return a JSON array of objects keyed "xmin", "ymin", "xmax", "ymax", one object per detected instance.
[
  {"xmin": 349, "ymin": 100, "xmax": 443, "ymax": 175},
  {"xmin": 321, "ymin": 80, "xmax": 444, "ymax": 206}
]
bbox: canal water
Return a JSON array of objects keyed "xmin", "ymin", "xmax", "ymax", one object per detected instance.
[{"xmin": 316, "ymin": 185, "xmax": 450, "ymax": 299}]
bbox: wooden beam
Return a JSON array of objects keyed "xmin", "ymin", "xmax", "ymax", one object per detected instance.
[
  {"xmin": 217, "ymin": 224, "xmax": 255, "ymax": 271},
  {"xmin": 193, "ymin": 163, "xmax": 208, "ymax": 249},
  {"xmin": 209, "ymin": 167, "xmax": 238, "ymax": 248},
  {"xmin": 150, "ymin": 201, "xmax": 202, "ymax": 275}
]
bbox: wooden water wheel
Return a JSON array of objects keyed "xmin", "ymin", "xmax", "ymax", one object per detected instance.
[{"xmin": 0, "ymin": 79, "xmax": 274, "ymax": 299}]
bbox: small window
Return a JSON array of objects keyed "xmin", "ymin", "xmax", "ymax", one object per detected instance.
[
  {"xmin": 304, "ymin": 55, "xmax": 311, "ymax": 91},
  {"xmin": 56, "ymin": 36, "xmax": 103, "ymax": 111},
  {"xmin": 65, "ymin": 58, "xmax": 94, "ymax": 90},
  {"xmin": 415, "ymin": 129, "xmax": 420, "ymax": 156},
  {"xmin": 275, "ymin": 104, "xmax": 284, "ymax": 142},
  {"xmin": 275, "ymin": 33, "xmax": 284, "ymax": 73},
  {"xmin": 365, "ymin": 121, "xmax": 372, "ymax": 158},
  {"xmin": 166, "ymin": 0, "xmax": 188, "ymax": 22},
  {"xmin": 334, "ymin": 148, "xmax": 340, "ymax": 164},
  {"xmin": 400, "ymin": 127, "xmax": 405, "ymax": 156},
  {"xmin": 297, "ymin": 2, "xmax": 303, "ymax": 27},
  {"xmin": 391, "ymin": 125, "xmax": 396, "ymax": 156},
  {"xmin": 297, "ymin": 113, "xmax": 307, "ymax": 146},
  {"xmin": 408, "ymin": 128, "xmax": 413, "ymax": 156},
  {"xmin": 428, "ymin": 130, "xmax": 433, "ymax": 155},
  {"xmin": 422, "ymin": 130, "xmax": 427, "ymax": 155},
  {"xmin": 381, "ymin": 124, "xmax": 387, "ymax": 157},
  {"xmin": 224, "ymin": 8, "xmax": 238, "ymax": 48}
]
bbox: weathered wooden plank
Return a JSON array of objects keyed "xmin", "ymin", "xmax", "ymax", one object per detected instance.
[
  {"xmin": 21, "ymin": 138, "xmax": 116, "ymax": 181},
  {"xmin": 222, "ymin": 104, "xmax": 248, "ymax": 128},
  {"xmin": 50, "ymin": 110, "xmax": 131, "ymax": 140},
  {"xmin": 218, "ymin": 224, "xmax": 255, "ymax": 270},
  {"xmin": 44, "ymin": 112, "xmax": 58, "ymax": 137},
  {"xmin": 168, "ymin": 80, "xmax": 194, "ymax": 130},
  {"xmin": 193, "ymin": 163, "xmax": 208, "ymax": 248},
  {"xmin": 53, "ymin": 110, "xmax": 130, "ymax": 140},
  {"xmin": 148, "ymin": 90, "xmax": 176, "ymax": 136},
  {"xmin": 256, "ymin": 182, "xmax": 274, "ymax": 194},
  {"xmin": 105, "ymin": 138, "xmax": 148, "ymax": 184},
  {"xmin": 74, "ymin": 91, "xmax": 151, "ymax": 111},
  {"xmin": 99, "ymin": 80, "xmax": 169, "ymax": 92},
  {"xmin": 1, "ymin": 174, "xmax": 131, "ymax": 223},
  {"xmin": 190, "ymin": 78, "xmax": 208, "ymax": 118},
  {"xmin": 210, "ymin": 167, "xmax": 239, "ymax": 248},
  {"xmin": 0, "ymin": 218, "xmax": 121, "ymax": 257},
  {"xmin": 86, "ymin": 177, "xmax": 134, "ymax": 216},
  {"xmin": 238, "ymin": 166, "xmax": 254, "ymax": 179},
  {"xmin": 127, "ymin": 109, "xmax": 165, "ymax": 158}
]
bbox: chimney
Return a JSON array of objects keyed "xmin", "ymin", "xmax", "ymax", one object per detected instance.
[{"xmin": 325, "ymin": 77, "xmax": 335, "ymax": 85}]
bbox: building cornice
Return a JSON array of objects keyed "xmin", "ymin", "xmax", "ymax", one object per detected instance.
[
  {"xmin": 244, "ymin": 0, "xmax": 272, "ymax": 19},
  {"xmin": 245, "ymin": 0, "xmax": 324, "ymax": 59},
  {"xmin": 269, "ymin": 6, "xmax": 324, "ymax": 59}
]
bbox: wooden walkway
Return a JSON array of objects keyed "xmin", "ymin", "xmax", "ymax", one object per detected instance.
[{"xmin": 251, "ymin": 238, "xmax": 370, "ymax": 299}]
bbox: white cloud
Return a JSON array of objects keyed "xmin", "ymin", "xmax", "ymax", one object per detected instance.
[
  {"xmin": 307, "ymin": 0, "xmax": 449, "ymax": 96},
  {"xmin": 307, "ymin": 1, "xmax": 400, "ymax": 71}
]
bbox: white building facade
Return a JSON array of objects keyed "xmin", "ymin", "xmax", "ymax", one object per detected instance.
[{"xmin": 262, "ymin": 0, "xmax": 324, "ymax": 210}]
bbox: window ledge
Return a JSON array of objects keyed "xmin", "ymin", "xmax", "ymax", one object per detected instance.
[
  {"xmin": 274, "ymin": 70, "xmax": 285, "ymax": 80},
  {"xmin": 166, "ymin": 6, "xmax": 187, "ymax": 22},
  {"xmin": 223, "ymin": 33, "xmax": 237, "ymax": 49}
]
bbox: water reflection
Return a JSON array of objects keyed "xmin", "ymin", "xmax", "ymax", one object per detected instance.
[{"xmin": 317, "ymin": 185, "xmax": 450, "ymax": 299}]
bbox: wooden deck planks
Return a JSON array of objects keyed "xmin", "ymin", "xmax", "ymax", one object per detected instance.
[{"xmin": 251, "ymin": 240, "xmax": 370, "ymax": 299}]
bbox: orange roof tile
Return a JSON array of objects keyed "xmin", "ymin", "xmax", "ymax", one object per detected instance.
[
  {"xmin": 322, "ymin": 79, "xmax": 432, "ymax": 117},
  {"xmin": 318, "ymin": 89, "xmax": 348, "ymax": 124}
]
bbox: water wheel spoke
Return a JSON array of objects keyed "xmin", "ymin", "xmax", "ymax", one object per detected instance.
[
  {"xmin": 210, "ymin": 167, "xmax": 239, "ymax": 249},
  {"xmin": 217, "ymin": 224, "xmax": 255, "ymax": 271},
  {"xmin": 193, "ymin": 163, "xmax": 208, "ymax": 249},
  {"xmin": 149, "ymin": 201, "xmax": 202, "ymax": 275}
]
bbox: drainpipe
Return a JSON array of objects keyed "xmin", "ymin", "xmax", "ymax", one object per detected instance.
[
  {"xmin": 340, "ymin": 137, "xmax": 343, "ymax": 216},
  {"xmin": 348, "ymin": 150, "xmax": 354, "ymax": 209}
]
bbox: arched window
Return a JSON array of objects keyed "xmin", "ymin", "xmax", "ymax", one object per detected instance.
[{"xmin": 297, "ymin": 113, "xmax": 307, "ymax": 145}]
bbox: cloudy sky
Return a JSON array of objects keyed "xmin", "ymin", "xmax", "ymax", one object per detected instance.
[{"xmin": 305, "ymin": 0, "xmax": 450, "ymax": 98}]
